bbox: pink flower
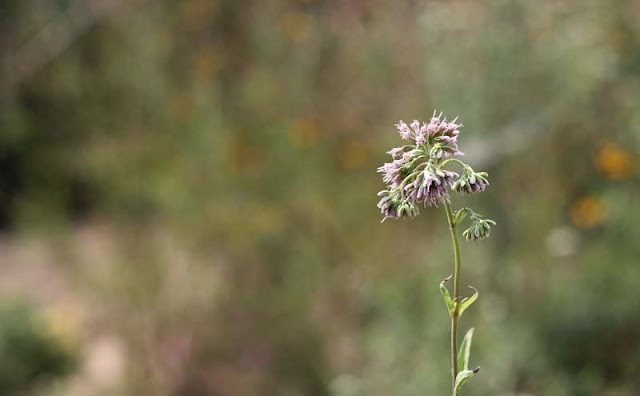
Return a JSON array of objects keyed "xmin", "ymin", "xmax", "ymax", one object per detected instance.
[
  {"xmin": 387, "ymin": 147, "xmax": 406, "ymax": 159},
  {"xmin": 425, "ymin": 112, "xmax": 463, "ymax": 157},
  {"xmin": 395, "ymin": 121, "xmax": 413, "ymax": 140}
]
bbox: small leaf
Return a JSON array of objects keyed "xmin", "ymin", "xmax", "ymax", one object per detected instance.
[
  {"xmin": 454, "ymin": 367, "xmax": 480, "ymax": 393},
  {"xmin": 457, "ymin": 328, "xmax": 474, "ymax": 373},
  {"xmin": 439, "ymin": 275, "xmax": 456, "ymax": 316},
  {"xmin": 453, "ymin": 208, "xmax": 468, "ymax": 226},
  {"xmin": 458, "ymin": 286, "xmax": 479, "ymax": 317}
]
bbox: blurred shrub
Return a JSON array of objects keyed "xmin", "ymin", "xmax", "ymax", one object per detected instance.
[{"xmin": 0, "ymin": 303, "xmax": 76, "ymax": 394}]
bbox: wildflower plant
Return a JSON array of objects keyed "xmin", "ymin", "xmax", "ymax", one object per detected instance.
[{"xmin": 377, "ymin": 111, "xmax": 496, "ymax": 395}]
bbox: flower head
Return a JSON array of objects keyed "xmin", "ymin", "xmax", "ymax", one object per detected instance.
[{"xmin": 377, "ymin": 110, "xmax": 493, "ymax": 229}]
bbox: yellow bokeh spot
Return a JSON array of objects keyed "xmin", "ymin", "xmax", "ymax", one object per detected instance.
[
  {"xmin": 595, "ymin": 143, "xmax": 634, "ymax": 180},
  {"xmin": 339, "ymin": 140, "xmax": 369, "ymax": 170},
  {"xmin": 571, "ymin": 197, "xmax": 607, "ymax": 228}
]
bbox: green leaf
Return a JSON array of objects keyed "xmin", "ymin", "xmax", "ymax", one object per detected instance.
[
  {"xmin": 453, "ymin": 208, "xmax": 468, "ymax": 226},
  {"xmin": 439, "ymin": 275, "xmax": 456, "ymax": 316},
  {"xmin": 458, "ymin": 286, "xmax": 479, "ymax": 317},
  {"xmin": 457, "ymin": 328, "xmax": 474, "ymax": 373},
  {"xmin": 454, "ymin": 367, "xmax": 480, "ymax": 393}
]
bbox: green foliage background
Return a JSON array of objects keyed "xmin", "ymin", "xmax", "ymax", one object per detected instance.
[{"xmin": 1, "ymin": 0, "xmax": 639, "ymax": 395}]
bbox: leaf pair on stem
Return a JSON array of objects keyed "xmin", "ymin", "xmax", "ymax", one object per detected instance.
[
  {"xmin": 440, "ymin": 275, "xmax": 480, "ymax": 394},
  {"xmin": 439, "ymin": 275, "xmax": 478, "ymax": 318}
]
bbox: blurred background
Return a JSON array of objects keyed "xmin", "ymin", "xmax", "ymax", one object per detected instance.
[{"xmin": 1, "ymin": 0, "xmax": 639, "ymax": 395}]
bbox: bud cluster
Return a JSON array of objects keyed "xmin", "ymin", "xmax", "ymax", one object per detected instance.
[
  {"xmin": 462, "ymin": 216, "xmax": 496, "ymax": 241},
  {"xmin": 454, "ymin": 208, "xmax": 496, "ymax": 241},
  {"xmin": 452, "ymin": 165, "xmax": 489, "ymax": 194},
  {"xmin": 376, "ymin": 111, "xmax": 496, "ymax": 240}
]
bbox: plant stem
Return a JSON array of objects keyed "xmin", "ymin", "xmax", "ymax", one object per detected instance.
[
  {"xmin": 440, "ymin": 158, "xmax": 467, "ymax": 169},
  {"xmin": 444, "ymin": 201, "xmax": 462, "ymax": 396}
]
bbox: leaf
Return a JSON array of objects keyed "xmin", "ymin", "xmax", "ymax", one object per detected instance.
[
  {"xmin": 439, "ymin": 275, "xmax": 456, "ymax": 316},
  {"xmin": 453, "ymin": 208, "xmax": 468, "ymax": 226},
  {"xmin": 454, "ymin": 367, "xmax": 480, "ymax": 393},
  {"xmin": 457, "ymin": 328, "xmax": 474, "ymax": 373},
  {"xmin": 458, "ymin": 286, "xmax": 479, "ymax": 317}
]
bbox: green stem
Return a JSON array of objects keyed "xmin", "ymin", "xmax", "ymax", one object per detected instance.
[
  {"xmin": 440, "ymin": 158, "xmax": 467, "ymax": 169},
  {"xmin": 444, "ymin": 201, "xmax": 462, "ymax": 396}
]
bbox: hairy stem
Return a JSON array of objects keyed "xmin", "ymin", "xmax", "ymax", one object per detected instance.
[{"xmin": 444, "ymin": 201, "xmax": 461, "ymax": 395}]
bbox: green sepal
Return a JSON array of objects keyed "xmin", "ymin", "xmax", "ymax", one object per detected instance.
[
  {"xmin": 458, "ymin": 286, "xmax": 479, "ymax": 317},
  {"xmin": 439, "ymin": 275, "xmax": 457, "ymax": 316}
]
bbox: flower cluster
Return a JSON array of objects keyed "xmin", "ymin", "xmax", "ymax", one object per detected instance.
[
  {"xmin": 376, "ymin": 111, "xmax": 495, "ymax": 238},
  {"xmin": 376, "ymin": 158, "xmax": 459, "ymax": 222},
  {"xmin": 452, "ymin": 166, "xmax": 489, "ymax": 194},
  {"xmin": 377, "ymin": 188, "xmax": 419, "ymax": 220},
  {"xmin": 409, "ymin": 161, "xmax": 458, "ymax": 207},
  {"xmin": 394, "ymin": 111, "xmax": 463, "ymax": 157}
]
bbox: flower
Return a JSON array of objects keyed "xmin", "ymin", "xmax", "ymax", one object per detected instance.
[
  {"xmin": 377, "ymin": 160, "xmax": 403, "ymax": 189},
  {"xmin": 395, "ymin": 119, "xmax": 429, "ymax": 144},
  {"xmin": 378, "ymin": 151, "xmax": 414, "ymax": 189},
  {"xmin": 395, "ymin": 121, "xmax": 413, "ymax": 141},
  {"xmin": 387, "ymin": 146, "xmax": 407, "ymax": 159},
  {"xmin": 415, "ymin": 123, "xmax": 428, "ymax": 145}
]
